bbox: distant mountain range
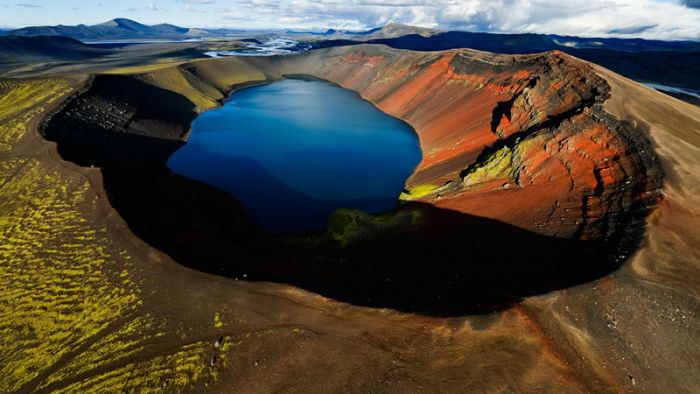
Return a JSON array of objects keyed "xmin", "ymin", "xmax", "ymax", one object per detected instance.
[
  {"xmin": 5, "ymin": 18, "xmax": 699, "ymax": 53},
  {"xmin": 315, "ymin": 30, "xmax": 700, "ymax": 54},
  {"xmin": 2, "ymin": 18, "xmax": 698, "ymax": 103},
  {"xmin": 0, "ymin": 18, "xmax": 245, "ymax": 41},
  {"xmin": 8, "ymin": 18, "xmax": 697, "ymax": 52},
  {"xmin": 0, "ymin": 18, "xmax": 436, "ymax": 42},
  {"xmin": 0, "ymin": 35, "xmax": 107, "ymax": 61},
  {"xmin": 314, "ymin": 30, "xmax": 700, "ymax": 101},
  {"xmin": 287, "ymin": 23, "xmax": 439, "ymax": 40}
]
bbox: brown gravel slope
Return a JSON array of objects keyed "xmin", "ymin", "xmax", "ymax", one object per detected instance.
[{"xmin": 1, "ymin": 46, "xmax": 697, "ymax": 393}]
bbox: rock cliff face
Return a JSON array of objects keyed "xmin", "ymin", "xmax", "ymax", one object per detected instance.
[
  {"xmin": 47, "ymin": 47, "xmax": 663, "ymax": 241},
  {"xmin": 23, "ymin": 45, "xmax": 694, "ymax": 393},
  {"xmin": 38, "ymin": 45, "xmax": 664, "ymax": 321},
  {"xmin": 250, "ymin": 46, "xmax": 663, "ymax": 242}
]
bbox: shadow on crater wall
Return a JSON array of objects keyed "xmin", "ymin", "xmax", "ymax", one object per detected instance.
[{"xmin": 42, "ymin": 75, "xmax": 645, "ymax": 317}]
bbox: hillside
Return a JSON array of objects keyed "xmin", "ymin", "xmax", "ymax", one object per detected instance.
[
  {"xmin": 2, "ymin": 18, "xmax": 234, "ymax": 41},
  {"xmin": 314, "ymin": 31, "xmax": 700, "ymax": 97},
  {"xmin": 355, "ymin": 23, "xmax": 439, "ymax": 39},
  {"xmin": 287, "ymin": 23, "xmax": 439, "ymax": 40},
  {"xmin": 0, "ymin": 35, "xmax": 108, "ymax": 62},
  {"xmin": 0, "ymin": 43, "xmax": 698, "ymax": 392}
]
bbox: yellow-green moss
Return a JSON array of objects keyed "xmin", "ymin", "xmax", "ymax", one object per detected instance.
[
  {"xmin": 0, "ymin": 77, "xmax": 239, "ymax": 393},
  {"xmin": 513, "ymin": 133, "xmax": 544, "ymax": 160},
  {"xmin": 138, "ymin": 67, "xmax": 221, "ymax": 111},
  {"xmin": 461, "ymin": 145, "xmax": 514, "ymax": 187},
  {"xmin": 102, "ymin": 58, "xmax": 188, "ymax": 75},
  {"xmin": 214, "ymin": 312, "xmax": 224, "ymax": 328},
  {"xmin": 54, "ymin": 340, "xmax": 212, "ymax": 393},
  {"xmin": 400, "ymin": 183, "xmax": 440, "ymax": 200},
  {"xmin": 0, "ymin": 159, "xmax": 140, "ymax": 392},
  {"xmin": 327, "ymin": 207, "xmax": 423, "ymax": 246},
  {"xmin": 187, "ymin": 57, "xmax": 267, "ymax": 91},
  {"xmin": 0, "ymin": 78, "xmax": 72, "ymax": 151}
]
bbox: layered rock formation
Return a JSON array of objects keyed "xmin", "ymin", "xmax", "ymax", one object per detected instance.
[
  {"xmin": 46, "ymin": 45, "xmax": 662, "ymax": 241},
  {"xmin": 8, "ymin": 44, "xmax": 696, "ymax": 393},
  {"xmin": 255, "ymin": 46, "xmax": 662, "ymax": 242},
  {"xmin": 40, "ymin": 46, "xmax": 663, "ymax": 316}
]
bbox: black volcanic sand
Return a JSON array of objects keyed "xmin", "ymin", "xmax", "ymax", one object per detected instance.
[{"xmin": 43, "ymin": 74, "xmax": 655, "ymax": 317}]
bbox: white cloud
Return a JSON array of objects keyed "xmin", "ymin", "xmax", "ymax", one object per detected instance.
[
  {"xmin": 211, "ymin": 0, "xmax": 700, "ymax": 40},
  {"xmin": 125, "ymin": 2, "xmax": 168, "ymax": 13},
  {"xmin": 183, "ymin": 4, "xmax": 207, "ymax": 13}
]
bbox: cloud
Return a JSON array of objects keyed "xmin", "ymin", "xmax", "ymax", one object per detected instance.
[
  {"xmin": 212, "ymin": 0, "xmax": 700, "ymax": 40},
  {"xmin": 178, "ymin": 0, "xmax": 212, "ymax": 12},
  {"xmin": 123, "ymin": 2, "xmax": 167, "ymax": 12},
  {"xmin": 183, "ymin": 4, "xmax": 207, "ymax": 13},
  {"xmin": 122, "ymin": 2, "xmax": 168, "ymax": 13},
  {"xmin": 607, "ymin": 24, "xmax": 658, "ymax": 35},
  {"xmin": 15, "ymin": 3, "xmax": 40, "ymax": 7}
]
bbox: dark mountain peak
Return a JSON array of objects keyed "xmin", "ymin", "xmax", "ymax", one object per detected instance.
[
  {"xmin": 367, "ymin": 23, "xmax": 438, "ymax": 39},
  {"xmin": 0, "ymin": 34, "xmax": 105, "ymax": 60},
  {"xmin": 0, "ymin": 18, "xmax": 202, "ymax": 40},
  {"xmin": 380, "ymin": 22, "xmax": 430, "ymax": 31},
  {"xmin": 153, "ymin": 23, "xmax": 182, "ymax": 29},
  {"xmin": 151, "ymin": 23, "xmax": 189, "ymax": 34},
  {"xmin": 93, "ymin": 19, "xmax": 118, "ymax": 27},
  {"xmin": 94, "ymin": 18, "xmax": 149, "ymax": 31},
  {"xmin": 382, "ymin": 22, "xmax": 405, "ymax": 29}
]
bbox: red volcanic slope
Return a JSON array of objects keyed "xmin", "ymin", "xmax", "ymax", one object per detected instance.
[
  {"xmin": 253, "ymin": 46, "xmax": 662, "ymax": 240},
  {"xmin": 24, "ymin": 45, "xmax": 682, "ymax": 393}
]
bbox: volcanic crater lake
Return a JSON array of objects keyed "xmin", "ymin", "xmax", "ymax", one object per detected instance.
[{"xmin": 167, "ymin": 78, "xmax": 422, "ymax": 233}]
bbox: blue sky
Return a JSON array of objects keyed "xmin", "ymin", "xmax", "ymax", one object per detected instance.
[{"xmin": 2, "ymin": 0, "xmax": 700, "ymax": 40}]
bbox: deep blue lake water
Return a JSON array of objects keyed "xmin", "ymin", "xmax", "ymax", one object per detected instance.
[{"xmin": 167, "ymin": 78, "xmax": 421, "ymax": 233}]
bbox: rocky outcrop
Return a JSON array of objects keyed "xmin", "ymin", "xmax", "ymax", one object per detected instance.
[
  {"xmin": 14, "ymin": 44, "xmax": 696, "ymax": 394},
  {"xmin": 247, "ymin": 46, "xmax": 663, "ymax": 243},
  {"xmin": 41, "ymin": 46, "xmax": 663, "ymax": 315}
]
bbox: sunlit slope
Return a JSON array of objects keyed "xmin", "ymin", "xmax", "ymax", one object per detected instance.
[
  {"xmin": 239, "ymin": 46, "xmax": 663, "ymax": 242},
  {"xmin": 0, "ymin": 44, "xmax": 697, "ymax": 393},
  {"xmin": 0, "ymin": 78, "xmax": 260, "ymax": 392}
]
